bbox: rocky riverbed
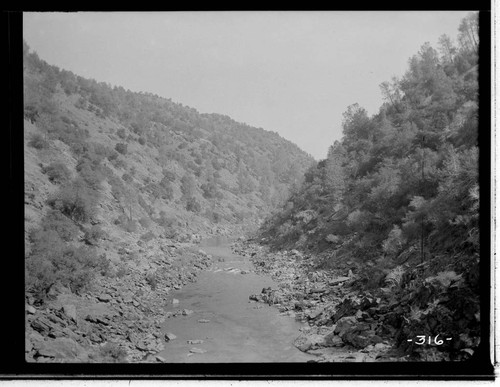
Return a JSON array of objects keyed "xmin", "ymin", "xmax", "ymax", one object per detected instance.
[
  {"xmin": 25, "ymin": 234, "xmax": 464, "ymax": 363},
  {"xmin": 232, "ymin": 239, "xmax": 408, "ymax": 362},
  {"xmin": 25, "ymin": 238, "xmax": 213, "ymax": 363}
]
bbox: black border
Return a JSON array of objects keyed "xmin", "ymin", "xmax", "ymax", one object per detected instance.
[{"xmin": 3, "ymin": 4, "xmax": 495, "ymax": 380}]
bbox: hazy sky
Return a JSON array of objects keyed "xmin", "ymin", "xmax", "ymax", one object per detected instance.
[{"xmin": 23, "ymin": 11, "xmax": 470, "ymax": 160}]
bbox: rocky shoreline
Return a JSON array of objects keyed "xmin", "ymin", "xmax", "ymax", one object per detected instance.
[
  {"xmin": 25, "ymin": 238, "xmax": 213, "ymax": 363},
  {"xmin": 232, "ymin": 240, "xmax": 406, "ymax": 362}
]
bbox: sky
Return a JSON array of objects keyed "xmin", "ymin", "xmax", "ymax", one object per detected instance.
[{"xmin": 23, "ymin": 11, "xmax": 471, "ymax": 160}]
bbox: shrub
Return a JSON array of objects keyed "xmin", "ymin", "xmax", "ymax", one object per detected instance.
[
  {"xmin": 108, "ymin": 151, "xmax": 119, "ymax": 161},
  {"xmin": 155, "ymin": 213, "xmax": 177, "ymax": 239},
  {"xmin": 138, "ymin": 137, "xmax": 146, "ymax": 145},
  {"xmin": 204, "ymin": 209, "xmax": 221, "ymax": 223},
  {"xmin": 115, "ymin": 266, "xmax": 128, "ymax": 278},
  {"xmin": 140, "ymin": 231, "xmax": 155, "ymax": 242},
  {"xmin": 162, "ymin": 169, "xmax": 176, "ymax": 182},
  {"xmin": 159, "ymin": 178, "xmax": 174, "ymax": 201},
  {"xmin": 122, "ymin": 173, "xmax": 133, "ymax": 183},
  {"xmin": 138, "ymin": 195, "xmax": 153, "ymax": 216},
  {"xmin": 84, "ymin": 225, "xmax": 106, "ymax": 245},
  {"xmin": 77, "ymin": 159, "xmax": 104, "ymax": 190},
  {"xmin": 48, "ymin": 179, "xmax": 97, "ymax": 222},
  {"xmin": 26, "ymin": 234, "xmax": 107, "ymax": 300},
  {"xmin": 115, "ymin": 143, "xmax": 127, "ymax": 155},
  {"xmin": 75, "ymin": 97, "xmax": 86, "ymax": 109},
  {"xmin": 186, "ymin": 196, "xmax": 201, "ymax": 213},
  {"xmin": 111, "ymin": 157, "xmax": 126, "ymax": 170},
  {"xmin": 116, "ymin": 128, "xmax": 127, "ymax": 140},
  {"xmin": 41, "ymin": 210, "xmax": 80, "ymax": 242},
  {"xmin": 115, "ymin": 215, "xmax": 138, "ymax": 233},
  {"xmin": 26, "ymin": 252, "xmax": 57, "ymax": 301},
  {"xmin": 42, "ymin": 162, "xmax": 71, "ymax": 184},
  {"xmin": 28, "ymin": 133, "xmax": 49, "ymax": 149},
  {"xmin": 201, "ymin": 182, "xmax": 218, "ymax": 199}
]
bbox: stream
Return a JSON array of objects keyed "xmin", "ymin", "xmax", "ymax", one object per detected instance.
[{"xmin": 157, "ymin": 236, "xmax": 315, "ymax": 362}]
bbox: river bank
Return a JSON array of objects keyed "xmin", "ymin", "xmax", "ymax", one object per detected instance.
[
  {"xmin": 231, "ymin": 239, "xmax": 405, "ymax": 362},
  {"xmin": 25, "ymin": 237, "xmax": 213, "ymax": 363}
]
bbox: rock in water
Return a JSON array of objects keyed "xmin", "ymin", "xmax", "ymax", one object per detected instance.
[
  {"xmin": 155, "ymin": 355, "xmax": 167, "ymax": 363},
  {"xmin": 182, "ymin": 309, "xmax": 194, "ymax": 316},
  {"xmin": 187, "ymin": 339, "xmax": 204, "ymax": 344},
  {"xmin": 189, "ymin": 348, "xmax": 207, "ymax": 354},
  {"xmin": 293, "ymin": 335, "xmax": 312, "ymax": 352},
  {"xmin": 172, "ymin": 299, "xmax": 180, "ymax": 305},
  {"xmin": 165, "ymin": 332, "xmax": 177, "ymax": 341},
  {"xmin": 197, "ymin": 319, "xmax": 210, "ymax": 323}
]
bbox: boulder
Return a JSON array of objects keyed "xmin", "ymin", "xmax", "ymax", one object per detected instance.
[
  {"xmin": 62, "ymin": 305, "xmax": 77, "ymax": 322},
  {"xmin": 31, "ymin": 317, "xmax": 56, "ymax": 335},
  {"xmin": 97, "ymin": 294, "xmax": 112, "ymax": 303},
  {"xmin": 155, "ymin": 355, "xmax": 167, "ymax": 363},
  {"xmin": 165, "ymin": 332, "xmax": 177, "ymax": 341},
  {"xmin": 328, "ymin": 277, "xmax": 350, "ymax": 286},
  {"xmin": 293, "ymin": 334, "xmax": 313, "ymax": 352},
  {"xmin": 26, "ymin": 305, "xmax": 36, "ymax": 315},
  {"xmin": 323, "ymin": 333, "xmax": 344, "ymax": 347},
  {"xmin": 182, "ymin": 309, "xmax": 194, "ymax": 316},
  {"xmin": 306, "ymin": 308, "xmax": 324, "ymax": 320},
  {"xmin": 187, "ymin": 339, "xmax": 204, "ymax": 344},
  {"xmin": 342, "ymin": 332, "xmax": 371, "ymax": 349},
  {"xmin": 334, "ymin": 316, "xmax": 357, "ymax": 336},
  {"xmin": 189, "ymin": 347, "xmax": 207, "ymax": 354}
]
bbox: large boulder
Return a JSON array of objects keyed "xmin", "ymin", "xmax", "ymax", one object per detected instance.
[
  {"xmin": 334, "ymin": 316, "xmax": 358, "ymax": 336},
  {"xmin": 322, "ymin": 333, "xmax": 344, "ymax": 347},
  {"xmin": 341, "ymin": 332, "xmax": 371, "ymax": 349},
  {"xmin": 293, "ymin": 333, "xmax": 327, "ymax": 352},
  {"xmin": 293, "ymin": 334, "xmax": 313, "ymax": 352}
]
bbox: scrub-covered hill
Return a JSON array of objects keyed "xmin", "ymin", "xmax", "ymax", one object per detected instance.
[{"xmin": 23, "ymin": 41, "xmax": 314, "ymax": 362}]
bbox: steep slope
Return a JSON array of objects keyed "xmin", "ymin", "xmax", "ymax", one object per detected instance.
[
  {"xmin": 255, "ymin": 13, "xmax": 481, "ymax": 361},
  {"xmin": 23, "ymin": 42, "xmax": 314, "ymax": 362}
]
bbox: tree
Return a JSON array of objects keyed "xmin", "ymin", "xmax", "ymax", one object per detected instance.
[
  {"xmin": 458, "ymin": 12, "xmax": 479, "ymax": 54},
  {"xmin": 324, "ymin": 141, "xmax": 347, "ymax": 200},
  {"xmin": 437, "ymin": 34, "xmax": 457, "ymax": 64}
]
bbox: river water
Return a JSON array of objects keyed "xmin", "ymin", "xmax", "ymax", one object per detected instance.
[{"xmin": 157, "ymin": 236, "xmax": 315, "ymax": 362}]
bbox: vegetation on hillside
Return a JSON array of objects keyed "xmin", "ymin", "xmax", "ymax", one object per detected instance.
[
  {"xmin": 258, "ymin": 12, "xmax": 481, "ymax": 359},
  {"xmin": 23, "ymin": 41, "xmax": 314, "ymax": 303}
]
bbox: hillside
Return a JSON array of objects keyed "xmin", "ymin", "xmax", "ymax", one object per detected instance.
[
  {"xmin": 254, "ymin": 12, "xmax": 482, "ymax": 361},
  {"xmin": 23, "ymin": 42, "xmax": 313, "ymax": 362}
]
